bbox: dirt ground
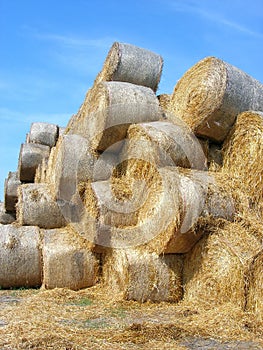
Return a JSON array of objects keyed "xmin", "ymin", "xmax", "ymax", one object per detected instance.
[{"xmin": 0, "ymin": 286, "xmax": 262, "ymax": 350}]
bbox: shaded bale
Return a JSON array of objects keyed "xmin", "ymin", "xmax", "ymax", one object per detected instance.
[
  {"xmin": 119, "ymin": 120, "xmax": 207, "ymax": 172},
  {"xmin": 42, "ymin": 227, "xmax": 99, "ymax": 290},
  {"xmin": 208, "ymin": 143, "xmax": 223, "ymax": 171},
  {"xmin": 169, "ymin": 57, "xmax": 263, "ymax": 142},
  {"xmin": 17, "ymin": 183, "xmax": 66, "ymax": 229},
  {"xmin": 157, "ymin": 93, "xmax": 171, "ymax": 112},
  {"xmin": 0, "ymin": 202, "xmax": 15, "ymax": 224},
  {"xmin": 222, "ymin": 111, "xmax": 263, "ymax": 210},
  {"xmin": 246, "ymin": 250, "xmax": 263, "ymax": 321},
  {"xmin": 34, "ymin": 158, "xmax": 49, "ymax": 183},
  {"xmin": 183, "ymin": 221, "xmax": 261, "ymax": 308},
  {"xmin": 28, "ymin": 122, "xmax": 58, "ymax": 147},
  {"xmin": 68, "ymin": 81, "xmax": 162, "ymax": 152},
  {"xmin": 95, "ymin": 42, "xmax": 163, "ymax": 92},
  {"xmin": 18, "ymin": 143, "xmax": 50, "ymax": 182},
  {"xmin": 102, "ymin": 249, "xmax": 183, "ymax": 302},
  {"xmin": 4, "ymin": 171, "xmax": 21, "ymax": 212},
  {"xmin": 0, "ymin": 224, "xmax": 42, "ymax": 288}
]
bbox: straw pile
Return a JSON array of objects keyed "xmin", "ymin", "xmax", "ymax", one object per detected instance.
[
  {"xmin": 94, "ymin": 42, "xmax": 163, "ymax": 92},
  {"xmin": 102, "ymin": 248, "xmax": 183, "ymax": 302},
  {"xmin": 246, "ymin": 250, "xmax": 263, "ymax": 321},
  {"xmin": 42, "ymin": 227, "xmax": 99, "ymax": 290},
  {"xmin": 0, "ymin": 224, "xmax": 42, "ymax": 288},
  {"xmin": 0, "ymin": 202, "xmax": 15, "ymax": 224},
  {"xmin": 169, "ymin": 57, "xmax": 263, "ymax": 142},
  {"xmin": 69, "ymin": 81, "xmax": 163, "ymax": 152},
  {"xmin": 183, "ymin": 221, "xmax": 262, "ymax": 308},
  {"xmin": 17, "ymin": 183, "xmax": 66, "ymax": 228},
  {"xmin": 222, "ymin": 110, "xmax": 263, "ymax": 211},
  {"xmin": 4, "ymin": 171, "xmax": 21, "ymax": 212},
  {"xmin": 28, "ymin": 122, "xmax": 58, "ymax": 147},
  {"xmin": 18, "ymin": 143, "xmax": 50, "ymax": 182}
]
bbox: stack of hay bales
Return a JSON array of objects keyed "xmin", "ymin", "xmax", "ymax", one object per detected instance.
[{"xmin": 0, "ymin": 41, "xmax": 262, "ymax": 311}]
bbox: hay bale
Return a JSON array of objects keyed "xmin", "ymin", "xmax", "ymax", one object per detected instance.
[
  {"xmin": 208, "ymin": 143, "xmax": 223, "ymax": 171},
  {"xmin": 0, "ymin": 224, "xmax": 42, "ymax": 288},
  {"xmin": 157, "ymin": 94, "xmax": 171, "ymax": 112},
  {"xmin": 169, "ymin": 57, "xmax": 263, "ymax": 142},
  {"xmin": 222, "ymin": 111, "xmax": 263, "ymax": 209},
  {"xmin": 120, "ymin": 120, "xmax": 207, "ymax": 171},
  {"xmin": 102, "ymin": 249, "xmax": 183, "ymax": 302},
  {"xmin": 68, "ymin": 81, "xmax": 162, "ymax": 152},
  {"xmin": 0, "ymin": 202, "xmax": 15, "ymax": 224},
  {"xmin": 58, "ymin": 126, "xmax": 66, "ymax": 136},
  {"xmin": 34, "ymin": 158, "xmax": 49, "ymax": 183},
  {"xmin": 183, "ymin": 221, "xmax": 262, "ymax": 308},
  {"xmin": 18, "ymin": 143, "xmax": 50, "ymax": 182},
  {"xmin": 42, "ymin": 227, "xmax": 99, "ymax": 290},
  {"xmin": 4, "ymin": 171, "xmax": 21, "ymax": 212},
  {"xmin": 17, "ymin": 183, "xmax": 66, "ymax": 229},
  {"xmin": 28, "ymin": 122, "xmax": 58, "ymax": 147},
  {"xmin": 246, "ymin": 250, "xmax": 263, "ymax": 320},
  {"xmin": 81, "ymin": 167, "xmax": 234, "ymax": 254},
  {"xmin": 95, "ymin": 42, "xmax": 163, "ymax": 92}
]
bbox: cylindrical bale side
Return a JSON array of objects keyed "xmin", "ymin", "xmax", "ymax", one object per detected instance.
[
  {"xmin": 157, "ymin": 94, "xmax": 171, "ymax": 112},
  {"xmin": 42, "ymin": 227, "xmax": 98, "ymax": 290},
  {"xmin": 169, "ymin": 57, "xmax": 263, "ymax": 142},
  {"xmin": 28, "ymin": 122, "xmax": 58, "ymax": 147},
  {"xmin": 0, "ymin": 202, "xmax": 15, "ymax": 224},
  {"xmin": 183, "ymin": 222, "xmax": 261, "ymax": 308},
  {"xmin": 246, "ymin": 250, "xmax": 263, "ymax": 320},
  {"xmin": 58, "ymin": 126, "xmax": 66, "ymax": 137},
  {"xmin": 4, "ymin": 171, "xmax": 21, "ymax": 212},
  {"xmin": 18, "ymin": 143, "xmax": 50, "ymax": 182},
  {"xmin": 94, "ymin": 42, "xmax": 163, "ymax": 92},
  {"xmin": 119, "ymin": 120, "xmax": 208, "ymax": 172},
  {"xmin": 17, "ymin": 183, "xmax": 66, "ymax": 229},
  {"xmin": 102, "ymin": 249, "xmax": 183, "ymax": 302},
  {"xmin": 68, "ymin": 81, "xmax": 163, "ymax": 152},
  {"xmin": 34, "ymin": 158, "xmax": 49, "ymax": 184},
  {"xmin": 223, "ymin": 111, "xmax": 263, "ymax": 209},
  {"xmin": 0, "ymin": 224, "xmax": 42, "ymax": 288}
]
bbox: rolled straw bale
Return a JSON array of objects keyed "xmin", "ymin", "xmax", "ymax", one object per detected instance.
[
  {"xmin": 42, "ymin": 227, "xmax": 99, "ymax": 290},
  {"xmin": 0, "ymin": 202, "xmax": 15, "ymax": 224},
  {"xmin": 4, "ymin": 171, "xmax": 21, "ymax": 212},
  {"xmin": 246, "ymin": 250, "xmax": 263, "ymax": 320},
  {"xmin": 169, "ymin": 57, "xmax": 263, "ymax": 142},
  {"xmin": 81, "ymin": 167, "xmax": 234, "ymax": 254},
  {"xmin": 28, "ymin": 122, "xmax": 58, "ymax": 147},
  {"xmin": 17, "ymin": 183, "xmax": 66, "ymax": 229},
  {"xmin": 0, "ymin": 224, "xmax": 42, "ymax": 288},
  {"xmin": 222, "ymin": 111, "xmax": 263, "ymax": 209},
  {"xmin": 208, "ymin": 143, "xmax": 223, "ymax": 171},
  {"xmin": 119, "ymin": 120, "xmax": 207, "ymax": 171},
  {"xmin": 58, "ymin": 126, "xmax": 66, "ymax": 137},
  {"xmin": 183, "ymin": 222, "xmax": 262, "ymax": 308},
  {"xmin": 102, "ymin": 249, "xmax": 183, "ymax": 302},
  {"xmin": 34, "ymin": 158, "xmax": 49, "ymax": 183},
  {"xmin": 18, "ymin": 143, "xmax": 50, "ymax": 182},
  {"xmin": 95, "ymin": 42, "xmax": 163, "ymax": 92},
  {"xmin": 68, "ymin": 81, "xmax": 162, "ymax": 152},
  {"xmin": 157, "ymin": 94, "xmax": 171, "ymax": 112}
]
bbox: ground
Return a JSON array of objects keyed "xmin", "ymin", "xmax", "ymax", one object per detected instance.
[{"xmin": 0, "ymin": 286, "xmax": 262, "ymax": 349}]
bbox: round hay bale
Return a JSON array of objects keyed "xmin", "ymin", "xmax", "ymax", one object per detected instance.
[
  {"xmin": 246, "ymin": 250, "xmax": 263, "ymax": 320},
  {"xmin": 208, "ymin": 143, "xmax": 223, "ymax": 171},
  {"xmin": 222, "ymin": 111, "xmax": 263, "ymax": 209},
  {"xmin": 95, "ymin": 42, "xmax": 163, "ymax": 92},
  {"xmin": 0, "ymin": 224, "xmax": 42, "ymax": 288},
  {"xmin": 28, "ymin": 122, "xmax": 58, "ymax": 147},
  {"xmin": 18, "ymin": 143, "xmax": 50, "ymax": 182},
  {"xmin": 58, "ymin": 126, "xmax": 66, "ymax": 137},
  {"xmin": 157, "ymin": 93, "xmax": 171, "ymax": 112},
  {"xmin": 42, "ymin": 227, "xmax": 99, "ymax": 290},
  {"xmin": 17, "ymin": 183, "xmax": 66, "ymax": 229},
  {"xmin": 0, "ymin": 202, "xmax": 15, "ymax": 224},
  {"xmin": 34, "ymin": 158, "xmax": 49, "ymax": 183},
  {"xmin": 69, "ymin": 81, "xmax": 162, "ymax": 152},
  {"xmin": 169, "ymin": 57, "xmax": 263, "ymax": 142},
  {"xmin": 119, "ymin": 120, "xmax": 208, "ymax": 171},
  {"xmin": 183, "ymin": 222, "xmax": 262, "ymax": 308},
  {"xmin": 4, "ymin": 171, "xmax": 21, "ymax": 212},
  {"xmin": 102, "ymin": 249, "xmax": 183, "ymax": 302}
]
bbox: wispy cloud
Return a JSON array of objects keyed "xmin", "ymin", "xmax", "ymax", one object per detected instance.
[{"xmin": 169, "ymin": 0, "xmax": 263, "ymax": 39}]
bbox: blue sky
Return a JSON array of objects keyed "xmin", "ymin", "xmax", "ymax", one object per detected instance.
[{"xmin": 0, "ymin": 0, "xmax": 263, "ymax": 200}]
